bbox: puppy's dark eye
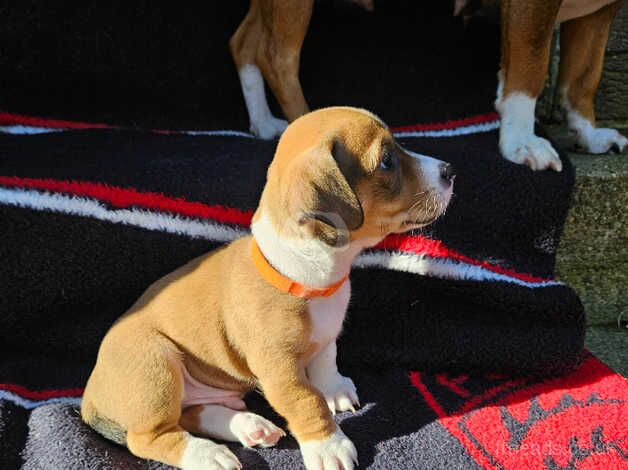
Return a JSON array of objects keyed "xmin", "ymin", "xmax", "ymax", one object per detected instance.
[{"xmin": 380, "ymin": 152, "xmax": 397, "ymax": 171}]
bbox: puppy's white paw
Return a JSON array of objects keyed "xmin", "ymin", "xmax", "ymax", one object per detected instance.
[
  {"xmin": 250, "ymin": 116, "xmax": 288, "ymax": 140},
  {"xmin": 575, "ymin": 127, "xmax": 628, "ymax": 154},
  {"xmin": 181, "ymin": 437, "xmax": 242, "ymax": 470},
  {"xmin": 500, "ymin": 133, "xmax": 563, "ymax": 172},
  {"xmin": 300, "ymin": 428, "xmax": 358, "ymax": 470},
  {"xmin": 230, "ymin": 412, "xmax": 286, "ymax": 448},
  {"xmin": 316, "ymin": 374, "xmax": 360, "ymax": 415}
]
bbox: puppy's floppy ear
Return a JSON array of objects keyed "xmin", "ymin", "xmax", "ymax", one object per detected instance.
[{"xmin": 287, "ymin": 138, "xmax": 364, "ymax": 245}]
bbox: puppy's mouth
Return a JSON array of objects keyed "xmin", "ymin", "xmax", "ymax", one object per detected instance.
[
  {"xmin": 397, "ymin": 187, "xmax": 453, "ymax": 232},
  {"xmin": 401, "ymin": 215, "xmax": 439, "ymax": 228}
]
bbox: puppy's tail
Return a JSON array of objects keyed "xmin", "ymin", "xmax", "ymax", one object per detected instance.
[{"xmin": 81, "ymin": 400, "xmax": 127, "ymax": 446}]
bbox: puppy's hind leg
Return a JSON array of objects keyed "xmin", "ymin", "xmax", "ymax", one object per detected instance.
[
  {"xmin": 496, "ymin": 0, "xmax": 563, "ymax": 171},
  {"xmin": 230, "ymin": 0, "xmax": 288, "ymax": 139},
  {"xmin": 181, "ymin": 404, "xmax": 286, "ymax": 448},
  {"xmin": 558, "ymin": 0, "xmax": 627, "ymax": 154},
  {"xmin": 119, "ymin": 345, "xmax": 241, "ymax": 469}
]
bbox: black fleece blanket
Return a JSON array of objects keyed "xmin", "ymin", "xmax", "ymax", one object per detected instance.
[
  {"xmin": 0, "ymin": 110, "xmax": 583, "ymax": 376},
  {"xmin": 0, "ymin": 109, "xmax": 597, "ymax": 470},
  {"xmin": 1, "ymin": 352, "xmax": 626, "ymax": 470}
]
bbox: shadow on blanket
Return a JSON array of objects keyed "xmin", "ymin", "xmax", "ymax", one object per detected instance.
[{"xmin": 2, "ymin": 354, "xmax": 625, "ymax": 469}]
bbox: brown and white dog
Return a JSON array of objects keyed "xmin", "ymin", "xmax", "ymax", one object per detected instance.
[
  {"xmin": 230, "ymin": 0, "xmax": 627, "ymax": 171},
  {"xmin": 81, "ymin": 107, "xmax": 454, "ymax": 470}
]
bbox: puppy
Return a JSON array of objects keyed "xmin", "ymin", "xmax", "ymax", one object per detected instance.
[
  {"xmin": 81, "ymin": 106, "xmax": 455, "ymax": 470},
  {"xmin": 230, "ymin": 0, "xmax": 627, "ymax": 170}
]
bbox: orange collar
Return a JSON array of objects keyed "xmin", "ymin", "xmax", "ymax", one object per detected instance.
[{"xmin": 251, "ymin": 239, "xmax": 349, "ymax": 299}]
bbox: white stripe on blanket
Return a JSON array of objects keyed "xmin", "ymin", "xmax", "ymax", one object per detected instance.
[
  {"xmin": 0, "ymin": 121, "xmax": 500, "ymax": 138},
  {"xmin": 0, "ymin": 186, "xmax": 561, "ymax": 288},
  {"xmin": 393, "ymin": 120, "xmax": 500, "ymax": 138},
  {"xmin": 0, "ymin": 390, "xmax": 81, "ymax": 409}
]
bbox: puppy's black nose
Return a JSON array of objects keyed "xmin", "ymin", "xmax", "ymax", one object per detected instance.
[{"xmin": 439, "ymin": 163, "xmax": 456, "ymax": 184}]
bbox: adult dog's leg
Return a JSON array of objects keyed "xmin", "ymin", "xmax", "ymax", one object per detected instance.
[
  {"xmin": 558, "ymin": 0, "xmax": 627, "ymax": 154},
  {"xmin": 496, "ymin": 0, "xmax": 563, "ymax": 171},
  {"xmin": 258, "ymin": 0, "xmax": 313, "ymax": 122},
  {"xmin": 230, "ymin": 0, "xmax": 288, "ymax": 139},
  {"xmin": 180, "ymin": 404, "xmax": 286, "ymax": 448}
]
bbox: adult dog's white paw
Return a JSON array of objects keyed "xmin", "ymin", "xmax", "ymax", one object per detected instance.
[
  {"xmin": 316, "ymin": 374, "xmax": 360, "ymax": 415},
  {"xmin": 575, "ymin": 127, "xmax": 628, "ymax": 154},
  {"xmin": 300, "ymin": 429, "xmax": 358, "ymax": 470},
  {"xmin": 496, "ymin": 91, "xmax": 562, "ymax": 172},
  {"xmin": 250, "ymin": 116, "xmax": 288, "ymax": 140},
  {"xmin": 500, "ymin": 133, "xmax": 563, "ymax": 172},
  {"xmin": 230, "ymin": 412, "xmax": 286, "ymax": 448},
  {"xmin": 238, "ymin": 64, "xmax": 288, "ymax": 140},
  {"xmin": 181, "ymin": 437, "xmax": 242, "ymax": 470}
]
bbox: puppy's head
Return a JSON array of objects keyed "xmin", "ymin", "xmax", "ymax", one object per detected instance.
[{"xmin": 255, "ymin": 107, "xmax": 454, "ymax": 247}]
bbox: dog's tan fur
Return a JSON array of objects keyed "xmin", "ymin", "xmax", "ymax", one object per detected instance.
[
  {"xmin": 499, "ymin": 0, "xmax": 621, "ymax": 109},
  {"xmin": 231, "ymin": 0, "xmax": 625, "ymax": 168},
  {"xmin": 558, "ymin": 0, "xmax": 623, "ymax": 124},
  {"xmin": 82, "ymin": 107, "xmax": 447, "ymax": 468},
  {"xmin": 231, "ymin": 0, "xmax": 623, "ymax": 125},
  {"xmin": 499, "ymin": 0, "xmax": 563, "ymax": 99},
  {"xmin": 230, "ymin": 0, "xmax": 312, "ymax": 121}
]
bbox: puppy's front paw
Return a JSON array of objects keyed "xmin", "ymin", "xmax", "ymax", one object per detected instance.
[
  {"xmin": 250, "ymin": 116, "xmax": 288, "ymax": 140},
  {"xmin": 300, "ymin": 428, "xmax": 358, "ymax": 470},
  {"xmin": 500, "ymin": 133, "xmax": 563, "ymax": 172},
  {"xmin": 316, "ymin": 374, "xmax": 360, "ymax": 415},
  {"xmin": 181, "ymin": 437, "xmax": 242, "ymax": 470},
  {"xmin": 575, "ymin": 127, "xmax": 628, "ymax": 154},
  {"xmin": 230, "ymin": 412, "xmax": 286, "ymax": 448}
]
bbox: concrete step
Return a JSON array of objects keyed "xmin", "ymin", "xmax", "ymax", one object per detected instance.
[
  {"xmin": 551, "ymin": 126, "xmax": 627, "ymax": 331},
  {"xmin": 585, "ymin": 325, "xmax": 627, "ymax": 376}
]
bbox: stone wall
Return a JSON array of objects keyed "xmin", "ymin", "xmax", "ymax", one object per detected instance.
[{"xmin": 540, "ymin": 3, "xmax": 627, "ymax": 372}]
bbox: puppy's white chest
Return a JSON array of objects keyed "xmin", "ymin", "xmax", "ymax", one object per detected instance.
[{"xmin": 307, "ymin": 281, "xmax": 351, "ymax": 349}]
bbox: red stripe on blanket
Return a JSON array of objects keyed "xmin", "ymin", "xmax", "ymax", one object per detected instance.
[
  {"xmin": 0, "ymin": 111, "xmax": 112, "ymax": 130},
  {"xmin": 0, "ymin": 175, "xmax": 554, "ymax": 283},
  {"xmin": 0, "ymin": 383, "xmax": 84, "ymax": 400},
  {"xmin": 435, "ymin": 374, "xmax": 471, "ymax": 399},
  {"xmin": 0, "ymin": 176, "xmax": 253, "ymax": 226},
  {"xmin": 391, "ymin": 112, "xmax": 499, "ymax": 132},
  {"xmin": 410, "ymin": 355, "xmax": 628, "ymax": 470},
  {"xmin": 409, "ymin": 371, "xmax": 498, "ymax": 468},
  {"xmin": 377, "ymin": 235, "xmax": 551, "ymax": 283}
]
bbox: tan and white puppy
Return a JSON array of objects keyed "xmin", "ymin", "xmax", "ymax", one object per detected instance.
[
  {"xmin": 81, "ymin": 106, "xmax": 455, "ymax": 470},
  {"xmin": 230, "ymin": 0, "xmax": 626, "ymax": 171}
]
